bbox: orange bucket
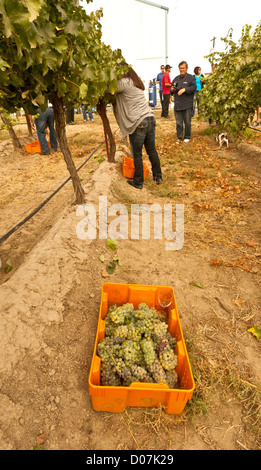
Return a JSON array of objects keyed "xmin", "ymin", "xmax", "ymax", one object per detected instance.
[
  {"xmin": 24, "ymin": 141, "xmax": 51, "ymax": 153},
  {"xmin": 89, "ymin": 283, "xmax": 195, "ymax": 414},
  {"xmin": 122, "ymin": 156, "xmax": 149, "ymax": 180}
]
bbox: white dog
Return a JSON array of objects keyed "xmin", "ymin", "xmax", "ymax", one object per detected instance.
[{"xmin": 216, "ymin": 132, "xmax": 229, "ymax": 148}]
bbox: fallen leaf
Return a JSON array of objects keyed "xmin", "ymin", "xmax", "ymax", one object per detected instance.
[
  {"xmin": 101, "ymin": 270, "xmax": 110, "ymax": 278},
  {"xmin": 248, "ymin": 326, "xmax": 261, "ymax": 341},
  {"xmin": 106, "ymin": 262, "xmax": 116, "ymax": 274},
  {"xmin": 107, "ymin": 239, "xmax": 118, "ymax": 251},
  {"xmin": 36, "ymin": 433, "xmax": 47, "ymax": 446},
  {"xmin": 99, "ymin": 255, "xmax": 105, "ymax": 263},
  {"xmin": 189, "ymin": 281, "xmax": 204, "ymax": 288},
  {"xmin": 233, "ymin": 298, "xmax": 243, "ymax": 308},
  {"xmin": 4, "ymin": 258, "xmax": 13, "ymax": 274},
  {"xmin": 210, "ymin": 258, "xmax": 224, "ymax": 267},
  {"xmin": 245, "ymin": 241, "xmax": 257, "ymax": 247}
]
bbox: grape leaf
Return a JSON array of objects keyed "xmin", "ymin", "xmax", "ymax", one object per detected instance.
[
  {"xmin": 106, "ymin": 262, "xmax": 116, "ymax": 274},
  {"xmin": 107, "ymin": 239, "xmax": 118, "ymax": 251},
  {"xmin": 248, "ymin": 326, "xmax": 261, "ymax": 341},
  {"xmin": 189, "ymin": 281, "xmax": 204, "ymax": 288}
]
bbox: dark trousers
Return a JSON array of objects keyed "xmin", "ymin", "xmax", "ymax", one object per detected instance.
[
  {"xmin": 162, "ymin": 94, "xmax": 170, "ymax": 117},
  {"xmin": 129, "ymin": 116, "xmax": 162, "ymax": 186},
  {"xmin": 66, "ymin": 107, "xmax": 74, "ymax": 124},
  {"xmin": 159, "ymin": 90, "xmax": 163, "ymax": 115},
  {"xmin": 174, "ymin": 108, "xmax": 192, "ymax": 140},
  {"xmin": 35, "ymin": 107, "xmax": 58, "ymax": 153}
]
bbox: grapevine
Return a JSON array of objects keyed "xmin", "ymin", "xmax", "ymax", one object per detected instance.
[{"xmin": 97, "ymin": 303, "xmax": 179, "ymax": 388}]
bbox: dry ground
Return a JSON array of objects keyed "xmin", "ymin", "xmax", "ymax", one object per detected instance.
[{"xmin": 0, "ymin": 108, "xmax": 260, "ymax": 451}]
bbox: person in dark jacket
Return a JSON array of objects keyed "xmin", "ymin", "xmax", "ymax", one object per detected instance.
[{"xmin": 171, "ymin": 61, "xmax": 196, "ymax": 142}]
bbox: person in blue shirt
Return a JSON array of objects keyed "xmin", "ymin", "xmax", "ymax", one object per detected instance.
[
  {"xmin": 156, "ymin": 65, "xmax": 165, "ymax": 116},
  {"xmin": 192, "ymin": 66, "xmax": 204, "ymax": 117}
]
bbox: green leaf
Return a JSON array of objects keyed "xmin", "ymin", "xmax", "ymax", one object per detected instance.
[
  {"xmin": 109, "ymin": 78, "xmax": 118, "ymax": 95},
  {"xmin": 107, "ymin": 239, "xmax": 118, "ymax": 251},
  {"xmin": 53, "ymin": 36, "xmax": 68, "ymax": 54},
  {"xmin": 97, "ymin": 157, "xmax": 105, "ymax": 164},
  {"xmin": 0, "ymin": 58, "xmax": 10, "ymax": 70},
  {"xmin": 113, "ymin": 254, "xmax": 122, "ymax": 266},
  {"xmin": 248, "ymin": 326, "xmax": 261, "ymax": 341},
  {"xmin": 99, "ymin": 255, "xmax": 105, "ymax": 263},
  {"xmin": 26, "ymin": 0, "xmax": 43, "ymax": 22},
  {"xmin": 79, "ymin": 83, "xmax": 88, "ymax": 99},
  {"xmin": 57, "ymin": 81, "xmax": 67, "ymax": 98},
  {"xmin": 4, "ymin": 259, "xmax": 13, "ymax": 274},
  {"xmin": 189, "ymin": 281, "xmax": 204, "ymax": 289},
  {"xmin": 106, "ymin": 262, "xmax": 116, "ymax": 274},
  {"xmin": 64, "ymin": 20, "xmax": 80, "ymax": 36}
]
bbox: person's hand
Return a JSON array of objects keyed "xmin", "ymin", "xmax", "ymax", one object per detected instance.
[{"xmin": 178, "ymin": 88, "xmax": 185, "ymax": 96}]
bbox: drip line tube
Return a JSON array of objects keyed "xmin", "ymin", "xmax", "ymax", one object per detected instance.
[{"xmin": 0, "ymin": 129, "xmax": 119, "ymax": 244}]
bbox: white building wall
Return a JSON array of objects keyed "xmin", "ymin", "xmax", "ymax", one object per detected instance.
[{"xmin": 82, "ymin": 0, "xmax": 167, "ymax": 84}]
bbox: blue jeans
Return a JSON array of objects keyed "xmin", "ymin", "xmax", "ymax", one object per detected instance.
[
  {"xmin": 192, "ymin": 91, "xmax": 201, "ymax": 117},
  {"xmin": 35, "ymin": 107, "xmax": 58, "ymax": 153},
  {"xmin": 82, "ymin": 105, "xmax": 93, "ymax": 121},
  {"xmin": 174, "ymin": 108, "xmax": 192, "ymax": 140},
  {"xmin": 129, "ymin": 116, "xmax": 162, "ymax": 186}
]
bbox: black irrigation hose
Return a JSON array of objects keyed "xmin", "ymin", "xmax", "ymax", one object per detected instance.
[
  {"xmin": 0, "ymin": 128, "xmax": 119, "ymax": 244},
  {"xmin": 249, "ymin": 126, "xmax": 261, "ymax": 133}
]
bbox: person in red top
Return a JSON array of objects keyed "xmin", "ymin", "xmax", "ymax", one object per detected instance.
[{"xmin": 161, "ymin": 64, "xmax": 172, "ymax": 118}]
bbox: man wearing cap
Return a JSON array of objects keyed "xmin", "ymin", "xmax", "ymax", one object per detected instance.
[{"xmin": 161, "ymin": 64, "xmax": 172, "ymax": 118}]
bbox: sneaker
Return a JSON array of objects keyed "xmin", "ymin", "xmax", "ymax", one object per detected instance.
[
  {"xmin": 252, "ymin": 121, "xmax": 260, "ymax": 127},
  {"xmin": 184, "ymin": 139, "xmax": 190, "ymax": 143},
  {"xmin": 155, "ymin": 177, "xmax": 163, "ymax": 185},
  {"xmin": 40, "ymin": 150, "xmax": 51, "ymax": 155},
  {"xmin": 176, "ymin": 139, "xmax": 182, "ymax": 144},
  {"xmin": 127, "ymin": 180, "xmax": 143, "ymax": 190}
]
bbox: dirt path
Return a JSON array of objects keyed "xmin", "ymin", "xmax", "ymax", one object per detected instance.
[{"xmin": 0, "ymin": 113, "xmax": 260, "ymax": 450}]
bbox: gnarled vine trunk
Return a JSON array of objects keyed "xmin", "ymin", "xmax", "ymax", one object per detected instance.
[
  {"xmin": 0, "ymin": 114, "xmax": 22, "ymax": 150},
  {"xmin": 97, "ymin": 100, "xmax": 116, "ymax": 163},
  {"xmin": 25, "ymin": 114, "xmax": 33, "ymax": 137},
  {"xmin": 52, "ymin": 93, "xmax": 85, "ymax": 205}
]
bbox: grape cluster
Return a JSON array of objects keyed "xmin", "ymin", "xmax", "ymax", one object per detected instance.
[{"xmin": 97, "ymin": 302, "xmax": 179, "ymax": 388}]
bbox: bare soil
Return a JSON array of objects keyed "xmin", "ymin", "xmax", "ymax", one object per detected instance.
[{"xmin": 0, "ymin": 110, "xmax": 260, "ymax": 451}]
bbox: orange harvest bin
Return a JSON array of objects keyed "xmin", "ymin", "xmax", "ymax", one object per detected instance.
[
  {"xmin": 122, "ymin": 156, "xmax": 149, "ymax": 180},
  {"xmin": 24, "ymin": 141, "xmax": 51, "ymax": 153},
  {"xmin": 88, "ymin": 283, "xmax": 195, "ymax": 414}
]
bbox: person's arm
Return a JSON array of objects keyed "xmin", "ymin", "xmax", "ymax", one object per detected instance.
[
  {"xmin": 162, "ymin": 74, "xmax": 172, "ymax": 87},
  {"xmin": 178, "ymin": 76, "xmax": 196, "ymax": 96}
]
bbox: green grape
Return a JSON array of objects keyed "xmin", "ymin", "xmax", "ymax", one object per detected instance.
[
  {"xmin": 157, "ymin": 338, "xmax": 177, "ymax": 371},
  {"xmin": 166, "ymin": 332, "xmax": 177, "ymax": 350},
  {"xmin": 130, "ymin": 364, "xmax": 151, "ymax": 382},
  {"xmin": 148, "ymin": 359, "xmax": 167, "ymax": 384},
  {"xmin": 97, "ymin": 301, "xmax": 179, "ymax": 388},
  {"xmin": 141, "ymin": 338, "xmax": 156, "ymax": 365},
  {"xmin": 120, "ymin": 339, "xmax": 141, "ymax": 366},
  {"xmin": 127, "ymin": 323, "xmax": 142, "ymax": 342},
  {"xmin": 114, "ymin": 357, "xmax": 133, "ymax": 386},
  {"xmin": 152, "ymin": 321, "xmax": 168, "ymax": 341},
  {"xmin": 138, "ymin": 303, "xmax": 150, "ymax": 311},
  {"xmin": 157, "ymin": 310, "xmax": 168, "ymax": 323},
  {"xmin": 165, "ymin": 370, "xmax": 178, "ymax": 389},
  {"xmin": 101, "ymin": 361, "xmax": 121, "ymax": 386},
  {"xmin": 112, "ymin": 324, "xmax": 128, "ymax": 342}
]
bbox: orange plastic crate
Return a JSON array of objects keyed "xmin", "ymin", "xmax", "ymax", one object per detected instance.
[
  {"xmin": 122, "ymin": 156, "xmax": 149, "ymax": 180},
  {"xmin": 89, "ymin": 283, "xmax": 195, "ymax": 414},
  {"xmin": 24, "ymin": 141, "xmax": 51, "ymax": 153}
]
